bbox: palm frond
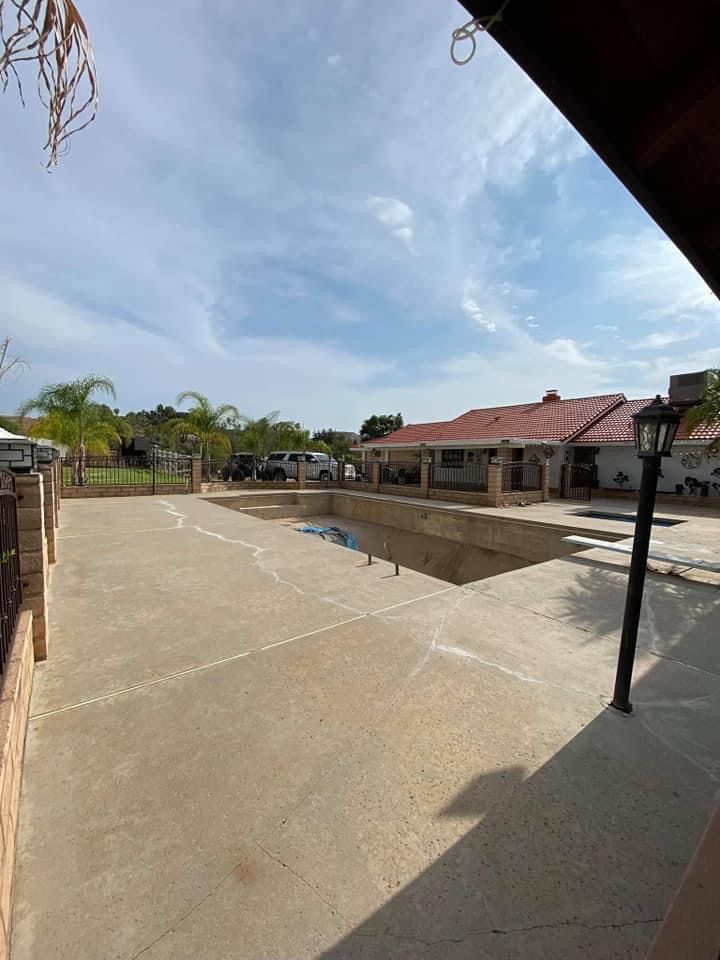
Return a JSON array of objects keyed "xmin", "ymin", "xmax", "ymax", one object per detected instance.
[
  {"xmin": 18, "ymin": 374, "xmax": 115, "ymax": 416},
  {"xmin": 685, "ymin": 369, "xmax": 720, "ymax": 433},
  {"xmin": 211, "ymin": 403, "xmax": 241, "ymax": 426},
  {"xmin": 76, "ymin": 374, "xmax": 116, "ymax": 401},
  {"xmin": 0, "ymin": 0, "xmax": 98, "ymax": 166},
  {"xmin": 176, "ymin": 390, "xmax": 211, "ymax": 410}
]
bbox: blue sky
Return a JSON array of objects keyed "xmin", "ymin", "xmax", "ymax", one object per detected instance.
[{"xmin": 0, "ymin": 0, "xmax": 717, "ymax": 431}]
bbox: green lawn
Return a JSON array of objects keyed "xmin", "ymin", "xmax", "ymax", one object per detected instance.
[{"xmin": 62, "ymin": 466, "xmax": 188, "ymax": 486}]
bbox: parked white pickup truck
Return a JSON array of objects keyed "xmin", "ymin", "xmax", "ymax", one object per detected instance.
[{"xmin": 266, "ymin": 451, "xmax": 356, "ymax": 481}]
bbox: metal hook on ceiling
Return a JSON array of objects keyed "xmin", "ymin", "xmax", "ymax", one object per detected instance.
[{"xmin": 450, "ymin": 0, "xmax": 512, "ymax": 66}]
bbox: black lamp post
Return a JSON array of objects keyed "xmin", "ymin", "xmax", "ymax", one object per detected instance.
[{"xmin": 610, "ymin": 396, "xmax": 681, "ymax": 713}]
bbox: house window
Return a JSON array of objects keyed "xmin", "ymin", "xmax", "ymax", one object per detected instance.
[{"xmin": 441, "ymin": 449, "xmax": 464, "ymax": 467}]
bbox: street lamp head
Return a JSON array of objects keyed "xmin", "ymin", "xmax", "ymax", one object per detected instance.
[{"xmin": 632, "ymin": 395, "xmax": 681, "ymax": 458}]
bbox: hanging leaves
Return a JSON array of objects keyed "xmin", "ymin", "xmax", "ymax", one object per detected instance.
[{"xmin": 0, "ymin": 0, "xmax": 98, "ymax": 165}]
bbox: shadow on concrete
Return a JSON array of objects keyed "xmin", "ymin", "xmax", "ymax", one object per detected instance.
[
  {"xmin": 558, "ymin": 558, "xmax": 720, "ymax": 676},
  {"xmin": 318, "ymin": 565, "xmax": 720, "ymax": 959}
]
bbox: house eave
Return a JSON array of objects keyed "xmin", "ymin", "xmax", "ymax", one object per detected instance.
[
  {"xmin": 572, "ymin": 438, "xmax": 717, "ymax": 446},
  {"xmin": 354, "ymin": 438, "xmax": 565, "ymax": 450}
]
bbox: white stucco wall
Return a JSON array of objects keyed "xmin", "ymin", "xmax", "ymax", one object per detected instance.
[
  {"xmin": 525, "ymin": 444, "xmax": 565, "ymax": 488},
  {"xmin": 595, "ymin": 444, "xmax": 720, "ymax": 495}
]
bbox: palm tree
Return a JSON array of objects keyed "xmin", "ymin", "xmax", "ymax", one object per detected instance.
[
  {"xmin": 237, "ymin": 413, "xmax": 315, "ymax": 479},
  {"xmin": 239, "ymin": 412, "xmax": 281, "ymax": 479},
  {"xmin": 18, "ymin": 375, "xmax": 125, "ymax": 482},
  {"xmin": 171, "ymin": 391, "xmax": 241, "ymax": 476},
  {"xmin": 274, "ymin": 421, "xmax": 311, "ymax": 451}
]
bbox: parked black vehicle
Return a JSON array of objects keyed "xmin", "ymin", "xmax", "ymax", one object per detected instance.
[{"xmin": 223, "ymin": 452, "xmax": 258, "ymax": 481}]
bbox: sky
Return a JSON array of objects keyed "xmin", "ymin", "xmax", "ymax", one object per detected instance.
[{"xmin": 0, "ymin": 0, "xmax": 718, "ymax": 432}]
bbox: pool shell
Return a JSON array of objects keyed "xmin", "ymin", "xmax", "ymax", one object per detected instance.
[{"xmin": 208, "ymin": 491, "xmax": 626, "ymax": 585}]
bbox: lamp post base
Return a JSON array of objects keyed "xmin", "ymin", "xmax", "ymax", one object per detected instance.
[{"xmin": 610, "ymin": 698, "xmax": 633, "ymax": 714}]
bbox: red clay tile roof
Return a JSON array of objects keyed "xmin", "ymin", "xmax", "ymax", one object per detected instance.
[
  {"xmin": 364, "ymin": 421, "xmax": 449, "ymax": 445},
  {"xmin": 575, "ymin": 398, "xmax": 720, "ymax": 443},
  {"xmin": 365, "ymin": 394, "xmax": 625, "ymax": 445}
]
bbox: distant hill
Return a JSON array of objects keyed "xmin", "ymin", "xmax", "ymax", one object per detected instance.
[{"xmin": 0, "ymin": 415, "xmax": 39, "ymax": 434}]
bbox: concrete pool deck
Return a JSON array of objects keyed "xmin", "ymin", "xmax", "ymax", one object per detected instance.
[{"xmin": 11, "ymin": 492, "xmax": 720, "ymax": 959}]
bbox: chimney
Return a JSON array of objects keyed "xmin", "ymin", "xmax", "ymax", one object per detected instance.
[
  {"xmin": 668, "ymin": 371, "xmax": 708, "ymax": 407},
  {"xmin": 542, "ymin": 389, "xmax": 561, "ymax": 402}
]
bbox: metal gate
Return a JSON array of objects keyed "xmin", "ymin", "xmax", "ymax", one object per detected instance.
[{"xmin": 561, "ymin": 463, "xmax": 593, "ymax": 501}]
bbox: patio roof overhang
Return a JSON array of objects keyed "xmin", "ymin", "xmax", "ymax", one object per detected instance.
[
  {"xmin": 352, "ymin": 438, "xmax": 564, "ymax": 451},
  {"xmin": 460, "ymin": 0, "xmax": 720, "ymax": 299}
]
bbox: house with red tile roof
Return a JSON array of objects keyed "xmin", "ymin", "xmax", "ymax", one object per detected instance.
[
  {"xmin": 357, "ymin": 389, "xmax": 626, "ymax": 490},
  {"xmin": 356, "ymin": 375, "xmax": 720, "ymax": 497},
  {"xmin": 573, "ymin": 397, "xmax": 720, "ymax": 496}
]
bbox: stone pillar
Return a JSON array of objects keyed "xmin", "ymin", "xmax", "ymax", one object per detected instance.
[
  {"xmin": 191, "ymin": 456, "xmax": 202, "ymax": 493},
  {"xmin": 487, "ymin": 460, "xmax": 504, "ymax": 507},
  {"xmin": 16, "ymin": 473, "xmax": 48, "ymax": 660},
  {"xmin": 542, "ymin": 461, "xmax": 550, "ymax": 502},
  {"xmin": 337, "ymin": 459, "xmax": 345, "ymax": 489},
  {"xmin": 371, "ymin": 459, "xmax": 381, "ymax": 492},
  {"xmin": 420, "ymin": 457, "xmax": 431, "ymax": 498},
  {"xmin": 297, "ymin": 457, "xmax": 307, "ymax": 489},
  {"xmin": 38, "ymin": 465, "xmax": 57, "ymax": 563}
]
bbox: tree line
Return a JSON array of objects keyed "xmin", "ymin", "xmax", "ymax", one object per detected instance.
[
  {"xmin": 10, "ymin": 369, "xmax": 720, "ymax": 463},
  {"xmin": 14, "ymin": 373, "xmax": 408, "ymax": 463}
]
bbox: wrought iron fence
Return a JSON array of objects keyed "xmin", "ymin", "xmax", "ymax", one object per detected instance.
[
  {"xmin": 0, "ymin": 469, "xmax": 21, "ymax": 679},
  {"xmin": 380, "ymin": 461, "xmax": 422, "ymax": 486},
  {"xmin": 502, "ymin": 461, "xmax": 542, "ymax": 492},
  {"xmin": 343, "ymin": 457, "xmax": 372, "ymax": 483},
  {"xmin": 430, "ymin": 463, "xmax": 488, "ymax": 492},
  {"xmin": 203, "ymin": 459, "xmax": 231, "ymax": 482},
  {"xmin": 61, "ymin": 454, "xmax": 191, "ymax": 489}
]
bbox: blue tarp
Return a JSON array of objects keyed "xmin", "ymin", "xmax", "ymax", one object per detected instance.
[{"xmin": 296, "ymin": 525, "xmax": 360, "ymax": 551}]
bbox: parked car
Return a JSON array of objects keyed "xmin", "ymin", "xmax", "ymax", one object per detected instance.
[
  {"xmin": 222, "ymin": 452, "xmax": 257, "ymax": 481},
  {"xmin": 266, "ymin": 451, "xmax": 355, "ymax": 481}
]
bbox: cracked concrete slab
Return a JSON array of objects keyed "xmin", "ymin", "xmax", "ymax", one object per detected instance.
[{"xmin": 11, "ymin": 493, "xmax": 720, "ymax": 959}]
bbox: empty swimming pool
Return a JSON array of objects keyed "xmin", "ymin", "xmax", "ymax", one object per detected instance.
[{"xmin": 208, "ymin": 491, "xmax": 626, "ymax": 585}]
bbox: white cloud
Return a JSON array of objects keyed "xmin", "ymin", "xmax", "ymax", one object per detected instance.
[
  {"xmin": 367, "ymin": 195, "xmax": 413, "ymax": 229},
  {"xmin": 0, "ymin": 0, "xmax": 595, "ymax": 430},
  {"xmin": 593, "ymin": 323, "xmax": 619, "ymax": 332},
  {"xmin": 525, "ymin": 314, "xmax": 539, "ymax": 328},
  {"xmin": 629, "ymin": 328, "xmax": 701, "ymax": 350},
  {"xmin": 0, "ymin": 277, "xmax": 390, "ymax": 429},
  {"xmin": 542, "ymin": 338, "xmax": 598, "ymax": 367},
  {"xmin": 367, "ymin": 195, "xmax": 416, "ymax": 252},
  {"xmin": 593, "ymin": 230, "xmax": 720, "ymax": 324},
  {"xmin": 462, "ymin": 292, "xmax": 497, "ymax": 333},
  {"xmin": 460, "ymin": 276, "xmax": 538, "ymax": 338}
]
